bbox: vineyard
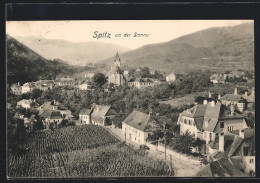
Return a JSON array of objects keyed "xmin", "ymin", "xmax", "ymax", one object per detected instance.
[{"xmin": 8, "ymin": 125, "xmax": 173, "ymax": 178}]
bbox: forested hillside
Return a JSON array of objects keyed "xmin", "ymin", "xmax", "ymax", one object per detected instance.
[{"xmin": 6, "ymin": 35, "xmax": 80, "ymax": 85}]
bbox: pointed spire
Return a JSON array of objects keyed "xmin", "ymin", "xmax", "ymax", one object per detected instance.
[{"xmin": 114, "ymin": 52, "xmax": 120, "ymax": 62}]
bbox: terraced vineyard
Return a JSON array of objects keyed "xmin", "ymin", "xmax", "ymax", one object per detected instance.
[{"xmin": 8, "ymin": 125, "xmax": 173, "ymax": 178}]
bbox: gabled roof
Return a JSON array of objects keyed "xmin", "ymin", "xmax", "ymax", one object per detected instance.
[
  {"xmin": 218, "ymin": 106, "xmax": 244, "ymax": 120},
  {"xmin": 92, "ymin": 105, "xmax": 112, "ymax": 117},
  {"xmin": 49, "ymin": 111, "xmax": 63, "ymax": 119},
  {"xmin": 180, "ymin": 104, "xmax": 207, "ymax": 118},
  {"xmin": 122, "ymin": 110, "xmax": 159, "ymax": 132},
  {"xmin": 39, "ymin": 110, "xmax": 52, "ymax": 118},
  {"xmin": 231, "ymin": 128, "xmax": 255, "ymax": 139},
  {"xmin": 79, "ymin": 108, "xmax": 92, "ymax": 115},
  {"xmin": 203, "ymin": 102, "xmax": 221, "ymax": 123},
  {"xmin": 196, "ymin": 158, "xmax": 246, "ymax": 177},
  {"xmin": 243, "ymin": 94, "xmax": 255, "ymax": 103},
  {"xmin": 220, "ymin": 94, "xmax": 244, "ymax": 102},
  {"xmin": 227, "ymin": 136, "xmax": 244, "ymax": 158}
]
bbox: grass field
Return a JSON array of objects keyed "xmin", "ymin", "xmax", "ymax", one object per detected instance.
[{"xmin": 8, "ymin": 125, "xmax": 173, "ymax": 178}]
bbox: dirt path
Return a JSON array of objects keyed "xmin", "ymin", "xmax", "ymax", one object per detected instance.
[{"xmin": 105, "ymin": 126, "xmax": 204, "ymax": 177}]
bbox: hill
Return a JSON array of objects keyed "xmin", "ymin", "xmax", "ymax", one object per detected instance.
[
  {"xmin": 101, "ymin": 23, "xmax": 254, "ymax": 73},
  {"xmin": 6, "ymin": 35, "xmax": 81, "ymax": 85},
  {"xmin": 15, "ymin": 36, "xmax": 130, "ymax": 65}
]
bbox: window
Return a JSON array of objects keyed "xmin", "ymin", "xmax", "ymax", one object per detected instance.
[
  {"xmin": 220, "ymin": 122, "xmax": 224, "ymax": 129},
  {"xmin": 250, "ymin": 159, "xmax": 254, "ymax": 163},
  {"xmin": 244, "ymin": 147, "xmax": 249, "ymax": 156},
  {"xmin": 228, "ymin": 126, "xmax": 234, "ymax": 132},
  {"xmin": 188, "ymin": 120, "xmax": 191, "ymax": 125}
]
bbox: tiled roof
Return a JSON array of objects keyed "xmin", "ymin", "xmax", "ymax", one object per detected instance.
[
  {"xmin": 92, "ymin": 105, "xmax": 112, "ymax": 118},
  {"xmin": 49, "ymin": 111, "xmax": 63, "ymax": 119},
  {"xmin": 220, "ymin": 94, "xmax": 245, "ymax": 102},
  {"xmin": 128, "ymin": 77, "xmax": 153, "ymax": 83},
  {"xmin": 227, "ymin": 136, "xmax": 244, "ymax": 158},
  {"xmin": 204, "ymin": 102, "xmax": 221, "ymax": 123},
  {"xmin": 79, "ymin": 108, "xmax": 92, "ymax": 115},
  {"xmin": 39, "ymin": 110, "xmax": 52, "ymax": 118},
  {"xmin": 231, "ymin": 128, "xmax": 255, "ymax": 139},
  {"xmin": 180, "ymin": 104, "xmax": 207, "ymax": 118},
  {"xmin": 243, "ymin": 94, "xmax": 255, "ymax": 103},
  {"xmin": 197, "ymin": 158, "xmax": 245, "ymax": 177},
  {"xmin": 218, "ymin": 106, "xmax": 244, "ymax": 120},
  {"xmin": 122, "ymin": 110, "xmax": 159, "ymax": 132}
]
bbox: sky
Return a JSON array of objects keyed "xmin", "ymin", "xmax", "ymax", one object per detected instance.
[{"xmin": 6, "ymin": 20, "xmax": 253, "ymax": 49}]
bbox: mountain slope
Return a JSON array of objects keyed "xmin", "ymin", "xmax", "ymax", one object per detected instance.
[
  {"xmin": 6, "ymin": 35, "xmax": 80, "ymax": 85},
  {"xmin": 101, "ymin": 23, "xmax": 254, "ymax": 73},
  {"xmin": 15, "ymin": 36, "xmax": 130, "ymax": 65}
]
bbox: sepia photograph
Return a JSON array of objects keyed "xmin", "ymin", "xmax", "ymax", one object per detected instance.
[{"xmin": 6, "ymin": 20, "xmax": 255, "ymax": 178}]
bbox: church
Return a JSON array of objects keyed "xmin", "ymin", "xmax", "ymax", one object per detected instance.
[{"xmin": 107, "ymin": 52, "xmax": 126, "ymax": 86}]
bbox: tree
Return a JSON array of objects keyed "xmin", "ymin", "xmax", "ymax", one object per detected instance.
[
  {"xmin": 31, "ymin": 88, "xmax": 43, "ymax": 99},
  {"xmin": 172, "ymin": 131, "xmax": 196, "ymax": 154},
  {"xmin": 92, "ymin": 73, "xmax": 107, "ymax": 87}
]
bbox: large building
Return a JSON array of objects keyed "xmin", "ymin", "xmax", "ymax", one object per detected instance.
[
  {"xmin": 178, "ymin": 100, "xmax": 248, "ymax": 144},
  {"xmin": 107, "ymin": 53, "xmax": 126, "ymax": 86},
  {"xmin": 128, "ymin": 77, "xmax": 155, "ymax": 89}
]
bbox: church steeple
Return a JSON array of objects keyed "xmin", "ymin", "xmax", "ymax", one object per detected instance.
[{"xmin": 114, "ymin": 52, "xmax": 121, "ymax": 67}]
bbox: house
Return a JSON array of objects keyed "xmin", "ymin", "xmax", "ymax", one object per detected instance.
[
  {"xmin": 35, "ymin": 80, "xmax": 54, "ymax": 91},
  {"xmin": 41, "ymin": 110, "xmax": 63, "ymax": 128},
  {"xmin": 22, "ymin": 82, "xmax": 36, "ymax": 94},
  {"xmin": 78, "ymin": 81, "xmax": 94, "ymax": 91},
  {"xmin": 55, "ymin": 78, "xmax": 75, "ymax": 86},
  {"xmin": 107, "ymin": 53, "xmax": 126, "ymax": 86},
  {"xmin": 178, "ymin": 100, "xmax": 248, "ymax": 145},
  {"xmin": 207, "ymin": 128, "xmax": 255, "ymax": 175},
  {"xmin": 220, "ymin": 88, "xmax": 246, "ymax": 112},
  {"xmin": 91, "ymin": 104, "xmax": 116, "ymax": 126},
  {"xmin": 242, "ymin": 88, "xmax": 255, "ymax": 109},
  {"xmin": 122, "ymin": 111, "xmax": 159, "ymax": 145},
  {"xmin": 166, "ymin": 73, "xmax": 176, "ymax": 83},
  {"xmin": 17, "ymin": 99, "xmax": 40, "ymax": 109},
  {"xmin": 10, "ymin": 82, "xmax": 22, "ymax": 95},
  {"xmin": 37, "ymin": 100, "xmax": 60, "ymax": 115},
  {"xmin": 79, "ymin": 108, "xmax": 92, "ymax": 124},
  {"xmin": 210, "ymin": 73, "xmax": 226, "ymax": 84},
  {"xmin": 128, "ymin": 77, "xmax": 155, "ymax": 89}
]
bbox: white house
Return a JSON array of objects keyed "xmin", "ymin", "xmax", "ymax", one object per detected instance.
[
  {"xmin": 220, "ymin": 88, "xmax": 246, "ymax": 112},
  {"xmin": 17, "ymin": 99, "xmax": 39, "ymax": 109},
  {"xmin": 166, "ymin": 73, "xmax": 176, "ymax": 83},
  {"xmin": 79, "ymin": 108, "xmax": 92, "ymax": 124},
  {"xmin": 122, "ymin": 110, "xmax": 159, "ymax": 145},
  {"xmin": 22, "ymin": 82, "xmax": 36, "ymax": 94},
  {"xmin": 128, "ymin": 77, "xmax": 155, "ymax": 89}
]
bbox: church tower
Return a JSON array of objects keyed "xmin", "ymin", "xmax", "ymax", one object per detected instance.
[{"xmin": 114, "ymin": 52, "xmax": 121, "ymax": 67}]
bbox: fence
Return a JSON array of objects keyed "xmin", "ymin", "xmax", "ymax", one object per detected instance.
[{"xmin": 146, "ymin": 142, "xmax": 201, "ymax": 165}]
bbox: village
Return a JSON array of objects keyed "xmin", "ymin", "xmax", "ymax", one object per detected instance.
[{"xmin": 7, "ymin": 52, "xmax": 255, "ymax": 177}]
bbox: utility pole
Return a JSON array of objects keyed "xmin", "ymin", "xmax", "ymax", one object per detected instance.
[
  {"xmin": 164, "ymin": 123, "xmax": 167, "ymax": 160},
  {"xmin": 125, "ymin": 127, "xmax": 126, "ymax": 142}
]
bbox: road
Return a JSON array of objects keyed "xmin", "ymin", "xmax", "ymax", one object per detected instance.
[{"xmin": 105, "ymin": 126, "xmax": 205, "ymax": 177}]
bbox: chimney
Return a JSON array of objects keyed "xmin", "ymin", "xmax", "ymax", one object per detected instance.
[
  {"xmin": 234, "ymin": 88, "xmax": 238, "ymax": 95},
  {"xmin": 244, "ymin": 92, "xmax": 248, "ymax": 97},
  {"xmin": 239, "ymin": 129, "xmax": 245, "ymax": 139},
  {"xmin": 230, "ymin": 104, "xmax": 234, "ymax": 115},
  {"xmin": 218, "ymin": 94, "xmax": 221, "ymax": 100},
  {"xmin": 96, "ymin": 106, "xmax": 99, "ymax": 112},
  {"xmin": 224, "ymin": 74, "xmax": 227, "ymax": 79},
  {"xmin": 209, "ymin": 92, "xmax": 212, "ymax": 98},
  {"xmin": 252, "ymin": 87, "xmax": 255, "ymax": 96},
  {"xmin": 211, "ymin": 101, "xmax": 215, "ymax": 107},
  {"xmin": 18, "ymin": 82, "xmax": 20, "ymax": 86},
  {"xmin": 203, "ymin": 100, "xmax": 208, "ymax": 105},
  {"xmin": 219, "ymin": 132, "xmax": 224, "ymax": 152},
  {"xmin": 34, "ymin": 99, "xmax": 36, "ymax": 102},
  {"xmin": 53, "ymin": 106, "xmax": 55, "ymax": 110},
  {"xmin": 53, "ymin": 100, "xmax": 56, "ymax": 105}
]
